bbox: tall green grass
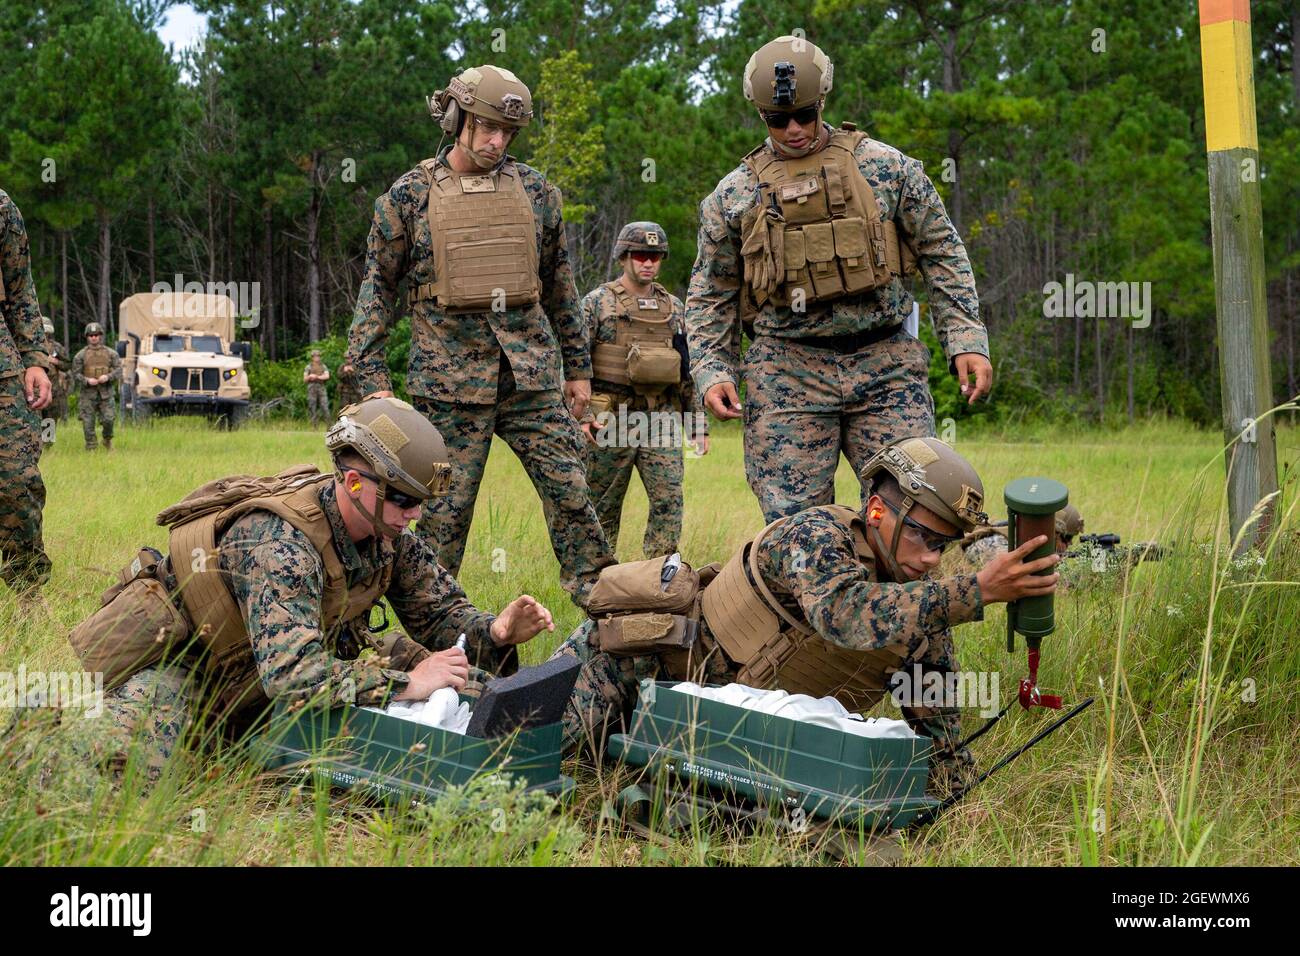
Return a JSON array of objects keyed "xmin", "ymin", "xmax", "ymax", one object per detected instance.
[{"xmin": 1, "ymin": 415, "xmax": 1296, "ymax": 865}]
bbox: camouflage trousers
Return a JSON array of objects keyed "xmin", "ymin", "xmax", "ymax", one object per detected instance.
[
  {"xmin": 584, "ymin": 397, "xmax": 686, "ymax": 559},
  {"xmin": 411, "ymin": 368, "xmax": 614, "ymax": 609},
  {"xmin": 742, "ymin": 330, "xmax": 935, "ymax": 522},
  {"xmin": 52, "ymin": 662, "xmax": 200, "ymax": 788},
  {"xmin": 306, "ymin": 383, "xmax": 330, "ymax": 424},
  {"xmin": 337, "ymin": 384, "xmax": 361, "ymax": 409},
  {"xmin": 79, "ymin": 388, "xmax": 116, "ymax": 447},
  {"xmin": 551, "ymin": 617, "xmax": 972, "ymax": 788},
  {"xmin": 0, "ymin": 373, "xmax": 51, "ymax": 592}
]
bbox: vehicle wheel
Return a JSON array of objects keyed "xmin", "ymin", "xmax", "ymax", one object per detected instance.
[
  {"xmin": 221, "ymin": 404, "xmax": 249, "ymax": 430},
  {"xmin": 133, "ymin": 400, "xmax": 153, "ymax": 424}
]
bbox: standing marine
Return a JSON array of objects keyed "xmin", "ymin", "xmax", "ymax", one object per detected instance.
[
  {"xmin": 336, "ymin": 360, "xmax": 362, "ymax": 410},
  {"xmin": 0, "ymin": 187, "xmax": 53, "ymax": 602},
  {"xmin": 553, "ymin": 437, "xmax": 1060, "ymax": 793},
  {"xmin": 304, "ymin": 350, "xmax": 331, "ymax": 425},
  {"xmin": 580, "ymin": 221, "xmax": 708, "ymax": 559},
  {"xmin": 345, "ymin": 64, "xmax": 614, "ymax": 607},
  {"xmin": 686, "ymin": 36, "xmax": 992, "ymax": 522},
  {"xmin": 43, "ymin": 316, "xmax": 70, "ymax": 422},
  {"xmin": 72, "ymin": 321, "xmax": 122, "ymax": 451}
]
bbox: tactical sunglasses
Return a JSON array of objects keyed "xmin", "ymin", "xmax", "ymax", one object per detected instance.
[
  {"xmin": 884, "ymin": 499, "xmax": 962, "ymax": 554},
  {"xmin": 629, "ymin": 250, "xmax": 665, "ymax": 262},
  {"xmin": 761, "ymin": 104, "xmax": 820, "ymax": 128},
  {"xmin": 351, "ymin": 469, "xmax": 425, "ymax": 509}
]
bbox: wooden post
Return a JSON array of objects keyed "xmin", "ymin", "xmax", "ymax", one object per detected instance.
[{"xmin": 1200, "ymin": 0, "xmax": 1277, "ymax": 549}]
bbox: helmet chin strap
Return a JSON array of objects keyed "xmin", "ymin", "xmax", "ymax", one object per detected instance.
[
  {"xmin": 339, "ymin": 472, "xmax": 406, "ymax": 539},
  {"xmin": 459, "ymin": 114, "xmax": 507, "ymax": 170},
  {"xmin": 865, "ymin": 486, "xmax": 916, "ymax": 582},
  {"xmin": 769, "ymin": 116, "xmax": 827, "ymax": 158}
]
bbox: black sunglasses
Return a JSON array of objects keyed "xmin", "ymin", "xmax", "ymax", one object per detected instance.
[
  {"xmin": 351, "ymin": 469, "xmax": 424, "ymax": 509},
  {"xmin": 761, "ymin": 104, "xmax": 820, "ymax": 128},
  {"xmin": 883, "ymin": 499, "xmax": 961, "ymax": 554}
]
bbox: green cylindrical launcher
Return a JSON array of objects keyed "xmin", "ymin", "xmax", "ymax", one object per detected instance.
[{"xmin": 1004, "ymin": 477, "xmax": 1069, "ymax": 651}]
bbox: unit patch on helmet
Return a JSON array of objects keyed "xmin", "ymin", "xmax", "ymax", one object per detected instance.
[
  {"xmin": 645, "ymin": 232, "xmax": 660, "ymax": 246},
  {"xmin": 368, "ymin": 414, "xmax": 410, "ymax": 457},
  {"xmin": 897, "ymin": 437, "xmax": 940, "ymax": 466}
]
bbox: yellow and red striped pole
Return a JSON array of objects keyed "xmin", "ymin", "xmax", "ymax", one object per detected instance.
[{"xmin": 1200, "ymin": 0, "xmax": 1276, "ymax": 549}]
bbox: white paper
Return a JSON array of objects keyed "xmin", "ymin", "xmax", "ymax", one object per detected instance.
[{"xmin": 671, "ymin": 682, "xmax": 917, "ymax": 739}]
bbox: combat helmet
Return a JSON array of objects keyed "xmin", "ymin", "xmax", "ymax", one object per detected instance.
[
  {"xmin": 429, "ymin": 65, "xmax": 533, "ymax": 136},
  {"xmin": 1055, "ymin": 504, "xmax": 1084, "ymax": 537},
  {"xmin": 325, "ymin": 396, "xmax": 453, "ymax": 538},
  {"xmin": 859, "ymin": 436, "xmax": 987, "ymax": 579},
  {"xmin": 85, "ymin": 322, "xmax": 104, "ymax": 337},
  {"xmin": 613, "ymin": 221, "xmax": 669, "ymax": 260},
  {"xmin": 743, "ymin": 36, "xmax": 834, "ymax": 111}
]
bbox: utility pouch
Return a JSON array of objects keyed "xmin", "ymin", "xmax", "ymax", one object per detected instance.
[
  {"xmin": 68, "ymin": 560, "xmax": 190, "ymax": 690},
  {"xmin": 626, "ymin": 344, "xmax": 682, "ymax": 387},
  {"xmin": 587, "ymin": 554, "xmax": 699, "ymax": 617}
]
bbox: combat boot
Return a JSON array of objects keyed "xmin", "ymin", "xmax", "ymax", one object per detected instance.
[{"xmin": 104, "ymin": 437, "xmax": 113, "ymax": 451}]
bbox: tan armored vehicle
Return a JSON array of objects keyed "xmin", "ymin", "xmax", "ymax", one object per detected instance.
[{"xmin": 117, "ymin": 292, "xmax": 252, "ymax": 427}]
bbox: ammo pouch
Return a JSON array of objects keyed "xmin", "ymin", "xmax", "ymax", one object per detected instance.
[
  {"xmin": 587, "ymin": 554, "xmax": 700, "ymax": 659},
  {"xmin": 625, "ymin": 344, "xmax": 681, "ymax": 387},
  {"xmin": 67, "ymin": 548, "xmax": 191, "ymax": 690}
]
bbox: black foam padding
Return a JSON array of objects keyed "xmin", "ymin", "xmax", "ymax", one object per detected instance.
[{"xmin": 466, "ymin": 655, "xmax": 582, "ymax": 738}]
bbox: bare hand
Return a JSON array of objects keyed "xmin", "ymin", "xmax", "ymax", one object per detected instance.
[
  {"xmin": 564, "ymin": 379, "xmax": 591, "ymax": 421},
  {"xmin": 579, "ymin": 420, "xmax": 598, "ymax": 443},
  {"xmin": 395, "ymin": 647, "xmax": 469, "ymax": 700},
  {"xmin": 976, "ymin": 535, "xmax": 1060, "ymax": 604},
  {"xmin": 97, "ymin": 374, "xmax": 109, "ymax": 385},
  {"xmin": 954, "ymin": 353, "xmax": 993, "ymax": 404},
  {"xmin": 704, "ymin": 381, "xmax": 742, "ymax": 420},
  {"xmin": 690, "ymin": 433, "xmax": 711, "ymax": 456},
  {"xmin": 25, "ymin": 367, "xmax": 51, "ymax": 411},
  {"xmin": 490, "ymin": 594, "xmax": 555, "ymax": 647},
  {"xmin": 84, "ymin": 375, "xmax": 99, "ymax": 387}
]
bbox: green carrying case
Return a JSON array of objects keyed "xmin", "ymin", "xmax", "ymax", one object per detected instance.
[
  {"xmin": 252, "ymin": 702, "xmax": 574, "ymax": 805},
  {"xmin": 608, "ymin": 680, "xmax": 938, "ymax": 830}
]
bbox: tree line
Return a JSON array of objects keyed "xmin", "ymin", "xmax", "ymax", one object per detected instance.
[{"xmin": 2, "ymin": 0, "xmax": 1297, "ymax": 424}]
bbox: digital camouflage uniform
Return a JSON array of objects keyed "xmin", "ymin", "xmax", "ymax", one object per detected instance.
[
  {"xmin": 582, "ymin": 277, "xmax": 706, "ymax": 559},
  {"xmin": 553, "ymin": 505, "xmax": 979, "ymax": 782},
  {"xmin": 0, "ymin": 188, "xmax": 52, "ymax": 593},
  {"xmin": 304, "ymin": 356, "xmax": 330, "ymax": 425},
  {"xmin": 336, "ymin": 364, "xmax": 362, "ymax": 410},
  {"xmin": 346, "ymin": 145, "xmax": 614, "ymax": 606},
  {"xmin": 59, "ymin": 482, "xmax": 512, "ymax": 784},
  {"xmin": 48, "ymin": 338, "xmax": 69, "ymax": 422},
  {"xmin": 72, "ymin": 336, "xmax": 122, "ymax": 449},
  {"xmin": 687, "ymin": 129, "xmax": 988, "ymax": 522}
]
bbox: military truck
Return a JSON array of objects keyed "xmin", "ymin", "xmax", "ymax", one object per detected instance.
[{"xmin": 117, "ymin": 292, "xmax": 252, "ymax": 428}]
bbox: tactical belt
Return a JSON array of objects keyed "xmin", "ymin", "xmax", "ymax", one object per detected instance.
[{"xmin": 780, "ymin": 323, "xmax": 903, "ymax": 355}]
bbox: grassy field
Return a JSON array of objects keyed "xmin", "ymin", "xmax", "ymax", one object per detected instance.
[{"xmin": 2, "ymin": 414, "xmax": 1298, "ymax": 865}]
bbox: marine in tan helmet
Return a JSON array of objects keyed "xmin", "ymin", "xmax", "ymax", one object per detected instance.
[
  {"xmin": 41, "ymin": 316, "xmax": 70, "ymax": 422},
  {"xmin": 71, "ymin": 320, "xmax": 122, "ymax": 450},
  {"xmin": 343, "ymin": 64, "xmax": 615, "ymax": 609},
  {"xmin": 686, "ymin": 35, "xmax": 992, "ymax": 525},
  {"xmin": 578, "ymin": 221, "xmax": 709, "ymax": 558},
  {"xmin": 303, "ymin": 348, "xmax": 331, "ymax": 426},
  {"xmin": 49, "ymin": 395, "xmax": 556, "ymax": 789},
  {"xmin": 553, "ymin": 436, "xmax": 1058, "ymax": 794}
]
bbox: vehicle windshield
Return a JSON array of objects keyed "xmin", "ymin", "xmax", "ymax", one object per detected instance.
[
  {"xmin": 152, "ymin": 335, "xmax": 184, "ymax": 353},
  {"xmin": 191, "ymin": 335, "xmax": 223, "ymax": 352}
]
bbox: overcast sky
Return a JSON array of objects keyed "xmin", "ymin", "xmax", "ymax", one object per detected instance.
[{"xmin": 156, "ymin": 2, "xmax": 206, "ymax": 53}]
